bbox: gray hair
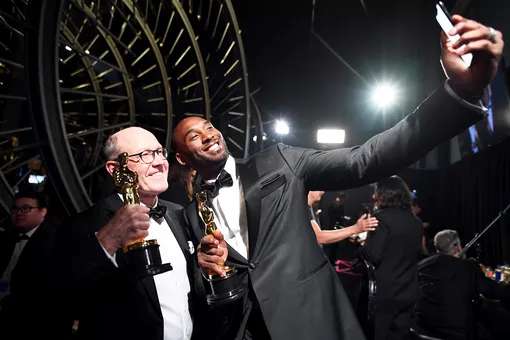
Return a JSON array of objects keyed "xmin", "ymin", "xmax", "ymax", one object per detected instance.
[
  {"xmin": 103, "ymin": 134, "xmax": 119, "ymax": 161},
  {"xmin": 434, "ymin": 229, "xmax": 461, "ymax": 255}
]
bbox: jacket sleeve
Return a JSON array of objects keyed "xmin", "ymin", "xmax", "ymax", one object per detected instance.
[
  {"xmin": 359, "ymin": 221, "xmax": 388, "ymax": 267},
  {"xmin": 279, "ymin": 83, "xmax": 485, "ymax": 191},
  {"xmin": 50, "ymin": 208, "xmax": 121, "ymax": 310}
]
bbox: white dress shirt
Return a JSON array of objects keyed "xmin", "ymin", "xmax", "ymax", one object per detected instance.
[
  {"xmin": 99, "ymin": 196, "xmax": 192, "ymax": 340},
  {"xmin": 204, "ymin": 156, "xmax": 250, "ymax": 259},
  {"xmin": 0, "ymin": 225, "xmax": 39, "ymax": 299}
]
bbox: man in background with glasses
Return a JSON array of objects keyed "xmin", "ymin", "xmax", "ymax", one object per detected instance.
[
  {"xmin": 0, "ymin": 190, "xmax": 58, "ymax": 339},
  {"xmin": 52, "ymin": 127, "xmax": 198, "ymax": 340}
]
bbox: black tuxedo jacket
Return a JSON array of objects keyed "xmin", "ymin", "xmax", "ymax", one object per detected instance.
[
  {"xmin": 52, "ymin": 195, "xmax": 196, "ymax": 340},
  {"xmin": 360, "ymin": 208, "xmax": 424, "ymax": 310},
  {"xmin": 186, "ymin": 86, "xmax": 484, "ymax": 339},
  {"xmin": 0, "ymin": 222, "xmax": 58, "ymax": 338}
]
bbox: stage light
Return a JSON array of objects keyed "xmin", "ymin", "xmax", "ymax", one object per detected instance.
[
  {"xmin": 275, "ymin": 120, "xmax": 289, "ymax": 135},
  {"xmin": 65, "ymin": 45, "xmax": 72, "ymax": 52},
  {"xmin": 253, "ymin": 133, "xmax": 268, "ymax": 142},
  {"xmin": 317, "ymin": 129, "xmax": 345, "ymax": 144},
  {"xmin": 372, "ymin": 83, "xmax": 398, "ymax": 108}
]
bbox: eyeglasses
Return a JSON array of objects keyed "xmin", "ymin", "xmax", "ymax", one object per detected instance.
[
  {"xmin": 128, "ymin": 148, "xmax": 168, "ymax": 164},
  {"xmin": 11, "ymin": 205, "xmax": 40, "ymax": 213}
]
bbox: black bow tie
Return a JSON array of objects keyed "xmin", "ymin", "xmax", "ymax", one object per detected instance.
[
  {"xmin": 15, "ymin": 234, "xmax": 29, "ymax": 242},
  {"xmin": 200, "ymin": 169, "xmax": 233, "ymax": 198},
  {"xmin": 149, "ymin": 204, "xmax": 167, "ymax": 219}
]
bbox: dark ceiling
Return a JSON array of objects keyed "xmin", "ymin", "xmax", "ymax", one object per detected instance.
[{"xmin": 232, "ymin": 0, "xmax": 510, "ymax": 149}]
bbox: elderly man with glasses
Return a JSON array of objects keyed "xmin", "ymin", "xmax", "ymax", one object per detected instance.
[
  {"xmin": 0, "ymin": 190, "xmax": 58, "ymax": 339},
  {"xmin": 52, "ymin": 127, "xmax": 199, "ymax": 340}
]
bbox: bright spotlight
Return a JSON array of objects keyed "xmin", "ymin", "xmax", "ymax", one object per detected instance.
[
  {"xmin": 65, "ymin": 45, "xmax": 72, "ymax": 52},
  {"xmin": 275, "ymin": 120, "xmax": 289, "ymax": 135},
  {"xmin": 372, "ymin": 84, "xmax": 398, "ymax": 108},
  {"xmin": 317, "ymin": 129, "xmax": 345, "ymax": 144}
]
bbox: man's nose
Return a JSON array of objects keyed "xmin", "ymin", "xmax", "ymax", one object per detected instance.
[
  {"xmin": 152, "ymin": 151, "xmax": 166, "ymax": 165},
  {"xmin": 202, "ymin": 131, "xmax": 214, "ymax": 143}
]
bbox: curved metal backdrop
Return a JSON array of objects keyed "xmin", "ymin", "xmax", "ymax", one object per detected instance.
[{"xmin": 0, "ymin": 0, "xmax": 264, "ymax": 217}]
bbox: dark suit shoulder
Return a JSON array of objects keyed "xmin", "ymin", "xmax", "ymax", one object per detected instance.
[
  {"xmin": 159, "ymin": 198, "xmax": 184, "ymax": 212},
  {"xmin": 374, "ymin": 208, "xmax": 421, "ymax": 224},
  {"xmin": 418, "ymin": 253, "xmax": 468, "ymax": 272},
  {"xmin": 237, "ymin": 143, "xmax": 285, "ymax": 163}
]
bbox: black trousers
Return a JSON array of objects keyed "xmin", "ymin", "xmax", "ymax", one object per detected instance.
[{"xmin": 374, "ymin": 307, "xmax": 412, "ymax": 340}]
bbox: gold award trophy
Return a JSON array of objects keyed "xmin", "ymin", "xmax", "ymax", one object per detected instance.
[
  {"xmin": 113, "ymin": 152, "xmax": 172, "ymax": 277},
  {"xmin": 196, "ymin": 190, "xmax": 247, "ymax": 305}
]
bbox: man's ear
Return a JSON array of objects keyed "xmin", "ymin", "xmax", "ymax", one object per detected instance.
[
  {"xmin": 105, "ymin": 160, "xmax": 119, "ymax": 176},
  {"xmin": 175, "ymin": 152, "xmax": 187, "ymax": 166}
]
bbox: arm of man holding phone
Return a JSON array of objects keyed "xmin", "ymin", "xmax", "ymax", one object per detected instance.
[{"xmin": 198, "ymin": 14, "xmax": 504, "ymax": 277}]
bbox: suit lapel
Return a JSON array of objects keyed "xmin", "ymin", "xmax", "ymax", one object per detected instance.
[
  {"xmin": 0, "ymin": 232, "xmax": 17, "ymax": 276},
  {"xmin": 187, "ymin": 200, "xmax": 248, "ymax": 265},
  {"xmin": 161, "ymin": 203, "xmax": 189, "ymax": 260},
  {"xmin": 236, "ymin": 158, "xmax": 261, "ymax": 260}
]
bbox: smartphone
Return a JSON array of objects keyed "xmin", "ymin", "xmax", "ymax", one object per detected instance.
[{"xmin": 436, "ymin": 1, "xmax": 472, "ymax": 67}]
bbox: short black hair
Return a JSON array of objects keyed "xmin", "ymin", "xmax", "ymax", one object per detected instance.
[
  {"xmin": 374, "ymin": 176, "xmax": 412, "ymax": 211},
  {"xmin": 14, "ymin": 190, "xmax": 49, "ymax": 209}
]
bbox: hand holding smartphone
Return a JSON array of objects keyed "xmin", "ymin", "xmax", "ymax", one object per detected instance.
[{"xmin": 436, "ymin": 1, "xmax": 472, "ymax": 67}]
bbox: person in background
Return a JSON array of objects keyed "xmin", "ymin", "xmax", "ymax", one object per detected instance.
[
  {"xmin": 160, "ymin": 160, "xmax": 196, "ymax": 207},
  {"xmin": 308, "ymin": 191, "xmax": 377, "ymax": 311},
  {"xmin": 414, "ymin": 229, "xmax": 510, "ymax": 340},
  {"xmin": 328, "ymin": 192, "xmax": 347, "ymax": 229},
  {"xmin": 360, "ymin": 176, "xmax": 424, "ymax": 340},
  {"xmin": 412, "ymin": 199, "xmax": 433, "ymax": 257},
  {"xmin": 308, "ymin": 191, "xmax": 378, "ymax": 246},
  {"xmin": 0, "ymin": 190, "xmax": 57, "ymax": 339}
]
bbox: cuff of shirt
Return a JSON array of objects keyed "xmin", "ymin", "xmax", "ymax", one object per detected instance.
[
  {"xmin": 95, "ymin": 232, "xmax": 118, "ymax": 267},
  {"xmin": 444, "ymin": 81, "xmax": 488, "ymax": 115}
]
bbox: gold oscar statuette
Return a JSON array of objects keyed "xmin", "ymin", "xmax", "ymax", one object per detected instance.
[
  {"xmin": 113, "ymin": 152, "xmax": 172, "ymax": 277},
  {"xmin": 196, "ymin": 190, "xmax": 247, "ymax": 305}
]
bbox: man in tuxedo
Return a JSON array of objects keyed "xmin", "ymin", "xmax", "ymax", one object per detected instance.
[
  {"xmin": 0, "ymin": 190, "xmax": 57, "ymax": 339},
  {"xmin": 415, "ymin": 230, "xmax": 510, "ymax": 340},
  {"xmin": 172, "ymin": 17, "xmax": 503, "ymax": 340},
  {"xmin": 53, "ymin": 127, "xmax": 197, "ymax": 340}
]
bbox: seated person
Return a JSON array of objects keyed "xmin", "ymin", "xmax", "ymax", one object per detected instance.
[{"xmin": 415, "ymin": 229, "xmax": 510, "ymax": 340}]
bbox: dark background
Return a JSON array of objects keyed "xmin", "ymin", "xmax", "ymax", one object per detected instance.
[{"xmin": 233, "ymin": 0, "xmax": 510, "ymax": 150}]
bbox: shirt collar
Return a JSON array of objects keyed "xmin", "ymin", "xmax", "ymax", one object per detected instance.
[
  {"xmin": 206, "ymin": 155, "xmax": 236, "ymax": 184},
  {"xmin": 22, "ymin": 224, "xmax": 40, "ymax": 238}
]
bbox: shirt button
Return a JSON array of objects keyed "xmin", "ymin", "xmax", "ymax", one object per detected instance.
[{"xmin": 249, "ymin": 262, "xmax": 256, "ymax": 269}]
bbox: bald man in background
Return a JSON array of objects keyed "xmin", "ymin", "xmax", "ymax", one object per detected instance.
[{"xmin": 52, "ymin": 127, "xmax": 198, "ymax": 340}]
